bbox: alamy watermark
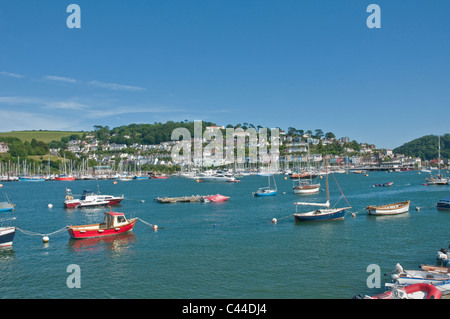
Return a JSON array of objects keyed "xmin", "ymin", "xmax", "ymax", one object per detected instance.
[{"xmin": 171, "ymin": 120, "xmax": 280, "ymax": 170}]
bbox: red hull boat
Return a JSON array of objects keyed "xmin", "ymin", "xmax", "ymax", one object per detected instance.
[
  {"xmin": 67, "ymin": 211, "xmax": 137, "ymax": 239},
  {"xmin": 55, "ymin": 175, "xmax": 76, "ymax": 181},
  {"xmin": 368, "ymin": 283, "xmax": 441, "ymax": 299}
]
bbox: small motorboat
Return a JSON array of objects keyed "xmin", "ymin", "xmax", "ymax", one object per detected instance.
[
  {"xmin": 366, "ymin": 201, "xmax": 410, "ymax": 216},
  {"xmin": 67, "ymin": 211, "xmax": 137, "ymax": 239},
  {"xmin": 203, "ymin": 194, "xmax": 230, "ymax": 202},
  {"xmin": 364, "ymin": 283, "xmax": 441, "ymax": 299},
  {"xmin": 64, "ymin": 189, "xmax": 124, "ymax": 209},
  {"xmin": 373, "ymin": 182, "xmax": 393, "ymax": 187}
]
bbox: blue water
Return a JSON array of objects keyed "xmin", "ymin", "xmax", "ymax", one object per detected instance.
[{"xmin": 0, "ymin": 171, "xmax": 449, "ymax": 299}]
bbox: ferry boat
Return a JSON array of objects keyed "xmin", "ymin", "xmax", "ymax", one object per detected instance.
[{"xmin": 67, "ymin": 211, "xmax": 137, "ymax": 239}]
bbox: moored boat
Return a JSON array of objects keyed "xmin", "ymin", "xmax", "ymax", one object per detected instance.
[
  {"xmin": 0, "ymin": 201, "xmax": 15, "ymax": 212},
  {"xmin": 64, "ymin": 189, "xmax": 124, "ymax": 209},
  {"xmin": 294, "ymin": 158, "xmax": 351, "ymax": 222},
  {"xmin": 389, "ymin": 263, "xmax": 450, "ymax": 291},
  {"xmin": 67, "ymin": 211, "xmax": 137, "ymax": 239},
  {"xmin": 253, "ymin": 174, "xmax": 277, "ymax": 196},
  {"xmin": 293, "ymin": 181, "xmax": 320, "ymax": 194},
  {"xmin": 55, "ymin": 174, "xmax": 75, "ymax": 181},
  {"xmin": 364, "ymin": 283, "xmax": 441, "ymax": 299},
  {"xmin": 437, "ymin": 194, "xmax": 450, "ymax": 210},
  {"xmin": 0, "ymin": 226, "xmax": 15, "ymax": 247},
  {"xmin": 366, "ymin": 201, "xmax": 410, "ymax": 216},
  {"xmin": 18, "ymin": 176, "xmax": 45, "ymax": 182},
  {"xmin": 204, "ymin": 194, "xmax": 230, "ymax": 202},
  {"xmin": 373, "ymin": 181, "xmax": 393, "ymax": 187}
]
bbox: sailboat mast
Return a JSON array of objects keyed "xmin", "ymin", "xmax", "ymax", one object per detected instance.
[{"xmin": 325, "ymin": 157, "xmax": 329, "ymax": 203}]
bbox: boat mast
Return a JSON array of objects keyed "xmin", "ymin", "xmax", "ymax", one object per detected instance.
[{"xmin": 325, "ymin": 157, "xmax": 329, "ymax": 203}]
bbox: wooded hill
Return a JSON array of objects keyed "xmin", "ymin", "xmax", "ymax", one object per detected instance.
[{"xmin": 393, "ymin": 134, "xmax": 450, "ymax": 160}]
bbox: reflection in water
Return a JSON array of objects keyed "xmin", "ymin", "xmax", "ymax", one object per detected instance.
[{"xmin": 67, "ymin": 232, "xmax": 136, "ymax": 254}]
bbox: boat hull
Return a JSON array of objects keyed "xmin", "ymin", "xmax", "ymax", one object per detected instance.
[
  {"xmin": 254, "ymin": 190, "xmax": 277, "ymax": 196},
  {"xmin": 0, "ymin": 227, "xmax": 15, "ymax": 247},
  {"xmin": 67, "ymin": 219, "xmax": 137, "ymax": 239},
  {"xmin": 294, "ymin": 208, "xmax": 348, "ymax": 222},
  {"xmin": 369, "ymin": 283, "xmax": 441, "ymax": 299},
  {"xmin": 293, "ymin": 185, "xmax": 320, "ymax": 194},
  {"xmin": 55, "ymin": 176, "xmax": 75, "ymax": 181},
  {"xmin": 366, "ymin": 201, "xmax": 410, "ymax": 215}
]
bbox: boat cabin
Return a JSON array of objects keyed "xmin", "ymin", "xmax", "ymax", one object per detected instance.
[{"xmin": 101, "ymin": 212, "xmax": 130, "ymax": 229}]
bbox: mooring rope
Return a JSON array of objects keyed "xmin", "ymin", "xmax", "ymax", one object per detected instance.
[{"xmin": 16, "ymin": 226, "xmax": 67, "ymax": 237}]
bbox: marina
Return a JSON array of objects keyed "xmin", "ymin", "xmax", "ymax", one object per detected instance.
[{"xmin": 0, "ymin": 170, "xmax": 449, "ymax": 298}]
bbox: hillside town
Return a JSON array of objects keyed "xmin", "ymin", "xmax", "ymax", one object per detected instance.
[{"xmin": 0, "ymin": 125, "xmax": 433, "ymax": 181}]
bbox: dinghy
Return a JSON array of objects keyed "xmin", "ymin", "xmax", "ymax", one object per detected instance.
[
  {"xmin": 366, "ymin": 201, "xmax": 410, "ymax": 216},
  {"xmin": 365, "ymin": 283, "xmax": 441, "ymax": 299}
]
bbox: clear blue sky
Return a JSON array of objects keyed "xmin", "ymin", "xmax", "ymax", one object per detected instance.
[{"xmin": 0, "ymin": 0, "xmax": 449, "ymax": 149}]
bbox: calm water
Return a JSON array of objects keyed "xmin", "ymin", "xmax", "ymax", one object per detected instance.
[{"xmin": 0, "ymin": 171, "xmax": 449, "ymax": 299}]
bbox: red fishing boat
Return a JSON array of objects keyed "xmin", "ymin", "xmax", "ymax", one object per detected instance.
[{"xmin": 67, "ymin": 211, "xmax": 137, "ymax": 239}]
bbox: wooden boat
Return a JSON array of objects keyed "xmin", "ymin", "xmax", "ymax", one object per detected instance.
[
  {"xmin": 421, "ymin": 264, "xmax": 450, "ymax": 274},
  {"xmin": 294, "ymin": 158, "xmax": 351, "ymax": 222},
  {"xmin": 293, "ymin": 180, "xmax": 320, "ymax": 194},
  {"xmin": 437, "ymin": 194, "xmax": 450, "ymax": 210},
  {"xmin": 365, "ymin": 283, "xmax": 441, "ymax": 299},
  {"xmin": 366, "ymin": 201, "xmax": 410, "ymax": 215},
  {"xmin": 67, "ymin": 211, "xmax": 137, "ymax": 239}
]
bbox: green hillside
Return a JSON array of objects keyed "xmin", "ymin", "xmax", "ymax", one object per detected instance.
[
  {"xmin": 0, "ymin": 130, "xmax": 84, "ymax": 144},
  {"xmin": 393, "ymin": 134, "xmax": 450, "ymax": 160}
]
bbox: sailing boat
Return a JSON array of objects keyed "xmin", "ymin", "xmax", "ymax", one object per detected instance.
[
  {"xmin": 294, "ymin": 158, "xmax": 351, "ymax": 222},
  {"xmin": 426, "ymin": 136, "xmax": 448, "ymax": 185},
  {"xmin": 253, "ymin": 174, "xmax": 277, "ymax": 196},
  {"xmin": 293, "ymin": 143, "xmax": 320, "ymax": 194}
]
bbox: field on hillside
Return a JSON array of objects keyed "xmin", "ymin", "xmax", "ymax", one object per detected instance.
[{"xmin": 0, "ymin": 131, "xmax": 84, "ymax": 143}]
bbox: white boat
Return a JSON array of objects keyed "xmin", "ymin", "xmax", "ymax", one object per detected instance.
[
  {"xmin": 366, "ymin": 201, "xmax": 410, "ymax": 216},
  {"xmin": 388, "ymin": 263, "xmax": 450, "ymax": 295},
  {"xmin": 293, "ymin": 143, "xmax": 320, "ymax": 194},
  {"xmin": 198, "ymin": 173, "xmax": 236, "ymax": 182}
]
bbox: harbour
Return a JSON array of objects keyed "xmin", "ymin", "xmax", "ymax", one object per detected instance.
[{"xmin": 0, "ymin": 170, "xmax": 449, "ymax": 298}]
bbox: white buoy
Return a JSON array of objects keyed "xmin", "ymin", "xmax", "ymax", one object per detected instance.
[
  {"xmin": 352, "ymin": 213, "xmax": 356, "ymax": 218},
  {"xmin": 42, "ymin": 236, "xmax": 49, "ymax": 243},
  {"xmin": 153, "ymin": 225, "xmax": 158, "ymax": 231},
  {"xmin": 48, "ymin": 204, "xmax": 53, "ymax": 208},
  {"xmin": 272, "ymin": 218, "xmax": 277, "ymax": 224}
]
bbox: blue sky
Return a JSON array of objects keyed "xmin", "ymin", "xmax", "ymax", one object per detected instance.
[{"xmin": 0, "ymin": 0, "xmax": 449, "ymax": 149}]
